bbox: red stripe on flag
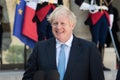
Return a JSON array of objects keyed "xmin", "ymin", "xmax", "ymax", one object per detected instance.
[{"xmin": 22, "ymin": 5, "xmax": 38, "ymax": 42}]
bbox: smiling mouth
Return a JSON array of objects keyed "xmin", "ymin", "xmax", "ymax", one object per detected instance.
[{"xmin": 56, "ymin": 31, "xmax": 64, "ymax": 34}]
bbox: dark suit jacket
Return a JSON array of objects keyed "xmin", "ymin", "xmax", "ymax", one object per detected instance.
[{"xmin": 22, "ymin": 36, "xmax": 104, "ymax": 80}]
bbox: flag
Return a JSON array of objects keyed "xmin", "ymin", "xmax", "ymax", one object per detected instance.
[
  {"xmin": 22, "ymin": 2, "xmax": 38, "ymax": 42},
  {"xmin": 13, "ymin": 0, "xmax": 36, "ymax": 48}
]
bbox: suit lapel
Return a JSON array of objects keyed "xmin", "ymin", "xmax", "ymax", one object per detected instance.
[
  {"xmin": 64, "ymin": 37, "xmax": 82, "ymax": 79},
  {"xmin": 46, "ymin": 38, "xmax": 57, "ymax": 69}
]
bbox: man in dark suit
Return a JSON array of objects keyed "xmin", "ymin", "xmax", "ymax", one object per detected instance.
[{"xmin": 22, "ymin": 5, "xmax": 104, "ymax": 80}]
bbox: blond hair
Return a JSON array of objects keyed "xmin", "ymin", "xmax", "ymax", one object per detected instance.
[{"xmin": 48, "ymin": 5, "xmax": 76, "ymax": 26}]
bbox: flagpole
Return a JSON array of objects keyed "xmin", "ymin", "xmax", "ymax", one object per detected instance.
[{"xmin": 24, "ymin": 44, "xmax": 27, "ymax": 70}]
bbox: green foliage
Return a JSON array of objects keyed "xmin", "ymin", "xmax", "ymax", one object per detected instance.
[{"xmin": 5, "ymin": 45, "xmax": 24, "ymax": 64}]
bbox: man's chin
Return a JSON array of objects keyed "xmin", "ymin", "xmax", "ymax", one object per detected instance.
[{"xmin": 56, "ymin": 37, "xmax": 65, "ymax": 42}]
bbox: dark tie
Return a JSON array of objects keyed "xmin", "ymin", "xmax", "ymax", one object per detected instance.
[{"xmin": 58, "ymin": 44, "xmax": 66, "ymax": 80}]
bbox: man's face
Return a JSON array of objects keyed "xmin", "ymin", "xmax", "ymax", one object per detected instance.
[{"xmin": 52, "ymin": 14, "xmax": 74, "ymax": 43}]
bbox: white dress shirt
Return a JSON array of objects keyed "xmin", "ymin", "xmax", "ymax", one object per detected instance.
[{"xmin": 56, "ymin": 35, "xmax": 73, "ymax": 70}]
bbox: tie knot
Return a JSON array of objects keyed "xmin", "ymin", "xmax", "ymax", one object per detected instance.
[{"xmin": 61, "ymin": 44, "xmax": 66, "ymax": 49}]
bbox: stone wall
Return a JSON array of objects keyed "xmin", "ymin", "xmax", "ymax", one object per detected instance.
[{"xmin": 70, "ymin": 0, "xmax": 92, "ymax": 41}]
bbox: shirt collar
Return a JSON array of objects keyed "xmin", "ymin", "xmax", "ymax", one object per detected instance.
[{"xmin": 56, "ymin": 35, "xmax": 73, "ymax": 48}]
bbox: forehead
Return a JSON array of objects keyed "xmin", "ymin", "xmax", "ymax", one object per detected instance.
[{"xmin": 54, "ymin": 14, "xmax": 69, "ymax": 20}]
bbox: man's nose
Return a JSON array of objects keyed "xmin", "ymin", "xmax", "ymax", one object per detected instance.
[{"xmin": 56, "ymin": 24, "xmax": 62, "ymax": 29}]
